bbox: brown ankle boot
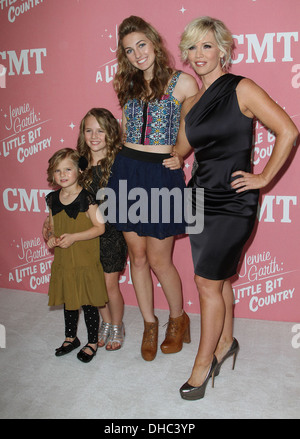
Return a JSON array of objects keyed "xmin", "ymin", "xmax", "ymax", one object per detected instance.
[
  {"xmin": 141, "ymin": 316, "xmax": 158, "ymax": 361},
  {"xmin": 160, "ymin": 311, "xmax": 190, "ymax": 354}
]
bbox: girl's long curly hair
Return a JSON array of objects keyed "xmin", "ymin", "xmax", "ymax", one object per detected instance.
[
  {"xmin": 76, "ymin": 108, "xmax": 122, "ymax": 190},
  {"xmin": 114, "ymin": 15, "xmax": 174, "ymax": 107}
]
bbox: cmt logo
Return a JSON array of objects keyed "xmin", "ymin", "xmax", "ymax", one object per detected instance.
[
  {"xmin": 3, "ymin": 188, "xmax": 51, "ymax": 213},
  {"xmin": 0, "ymin": 48, "xmax": 47, "ymax": 76},
  {"xmin": 232, "ymin": 32, "xmax": 298, "ymax": 64},
  {"xmin": 257, "ymin": 195, "xmax": 297, "ymax": 223}
]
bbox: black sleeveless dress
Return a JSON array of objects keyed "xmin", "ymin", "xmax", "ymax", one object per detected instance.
[
  {"xmin": 185, "ymin": 74, "xmax": 259, "ymax": 280},
  {"xmin": 89, "ymin": 166, "xmax": 127, "ymax": 273}
]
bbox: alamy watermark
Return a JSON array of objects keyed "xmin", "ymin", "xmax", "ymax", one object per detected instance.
[
  {"xmin": 0, "ymin": 324, "xmax": 6, "ymax": 348},
  {"xmin": 0, "ymin": 64, "xmax": 6, "ymax": 88},
  {"xmin": 291, "ymin": 324, "xmax": 300, "ymax": 349},
  {"xmin": 96, "ymin": 181, "xmax": 204, "ymax": 235}
]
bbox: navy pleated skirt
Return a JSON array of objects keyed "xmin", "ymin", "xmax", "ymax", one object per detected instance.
[{"xmin": 106, "ymin": 146, "xmax": 187, "ymax": 239}]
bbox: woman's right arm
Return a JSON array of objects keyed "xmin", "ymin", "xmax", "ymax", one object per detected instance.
[
  {"xmin": 174, "ymin": 100, "xmax": 193, "ymax": 158},
  {"xmin": 163, "ymin": 100, "xmax": 194, "ymax": 169},
  {"xmin": 121, "ymin": 108, "xmax": 127, "ymax": 143}
]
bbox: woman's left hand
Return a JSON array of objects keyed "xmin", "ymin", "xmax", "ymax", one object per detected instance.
[
  {"xmin": 231, "ymin": 170, "xmax": 268, "ymax": 192},
  {"xmin": 163, "ymin": 151, "xmax": 184, "ymax": 170}
]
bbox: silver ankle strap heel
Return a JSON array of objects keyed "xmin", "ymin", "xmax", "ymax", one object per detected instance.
[
  {"xmin": 106, "ymin": 323, "xmax": 125, "ymax": 351},
  {"xmin": 98, "ymin": 321, "xmax": 112, "ymax": 347}
]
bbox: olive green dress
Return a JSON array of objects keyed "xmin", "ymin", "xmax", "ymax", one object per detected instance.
[{"xmin": 46, "ymin": 189, "xmax": 108, "ymax": 310}]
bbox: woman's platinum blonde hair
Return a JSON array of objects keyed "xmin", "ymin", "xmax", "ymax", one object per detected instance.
[{"xmin": 179, "ymin": 16, "xmax": 234, "ymax": 71}]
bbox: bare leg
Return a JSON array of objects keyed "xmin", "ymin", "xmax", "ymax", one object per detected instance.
[
  {"xmin": 103, "ymin": 271, "xmax": 124, "ymax": 326},
  {"xmin": 187, "ymin": 276, "xmax": 225, "ymax": 387},
  {"xmin": 100, "ymin": 271, "xmax": 125, "ymax": 350},
  {"xmin": 99, "ymin": 304, "xmax": 111, "ymax": 324},
  {"xmin": 214, "ymin": 279, "xmax": 234, "ymax": 361},
  {"xmin": 147, "ymin": 236, "xmax": 183, "ymax": 318},
  {"xmin": 124, "ymin": 232, "xmax": 186, "ymax": 360},
  {"xmin": 123, "ymin": 232, "xmax": 155, "ymax": 322},
  {"xmin": 124, "ymin": 233, "xmax": 183, "ymax": 319}
]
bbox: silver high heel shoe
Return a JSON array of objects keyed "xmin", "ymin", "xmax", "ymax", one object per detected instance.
[
  {"xmin": 97, "ymin": 321, "xmax": 112, "ymax": 348},
  {"xmin": 180, "ymin": 356, "xmax": 218, "ymax": 400},
  {"xmin": 214, "ymin": 338, "xmax": 239, "ymax": 377},
  {"xmin": 106, "ymin": 323, "xmax": 125, "ymax": 351}
]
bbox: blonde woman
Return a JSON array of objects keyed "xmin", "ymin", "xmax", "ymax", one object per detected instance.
[{"xmin": 176, "ymin": 16, "xmax": 298, "ymax": 399}]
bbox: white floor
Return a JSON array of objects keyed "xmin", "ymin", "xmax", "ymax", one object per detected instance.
[{"xmin": 0, "ymin": 288, "xmax": 299, "ymax": 420}]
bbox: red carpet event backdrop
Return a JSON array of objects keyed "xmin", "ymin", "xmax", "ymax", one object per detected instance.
[{"xmin": 0, "ymin": 0, "xmax": 299, "ymax": 322}]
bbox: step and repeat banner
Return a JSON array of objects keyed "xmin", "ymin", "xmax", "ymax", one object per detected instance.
[{"xmin": 0, "ymin": 0, "xmax": 299, "ymax": 321}]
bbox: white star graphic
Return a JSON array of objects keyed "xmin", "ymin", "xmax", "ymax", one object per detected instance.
[
  {"xmin": 69, "ymin": 122, "xmax": 75, "ymax": 129},
  {"xmin": 180, "ymin": 6, "xmax": 186, "ymax": 14}
]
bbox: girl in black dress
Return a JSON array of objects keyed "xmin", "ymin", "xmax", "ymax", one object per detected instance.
[
  {"xmin": 77, "ymin": 108, "xmax": 128, "ymax": 351},
  {"xmin": 176, "ymin": 16, "xmax": 298, "ymax": 400}
]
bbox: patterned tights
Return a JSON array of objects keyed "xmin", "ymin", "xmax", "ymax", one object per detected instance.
[{"xmin": 64, "ymin": 305, "xmax": 99, "ymax": 344}]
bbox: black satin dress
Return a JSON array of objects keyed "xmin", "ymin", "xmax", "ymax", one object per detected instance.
[{"xmin": 185, "ymin": 74, "xmax": 259, "ymax": 280}]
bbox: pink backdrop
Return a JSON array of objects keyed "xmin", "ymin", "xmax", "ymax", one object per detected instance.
[{"xmin": 1, "ymin": 0, "xmax": 299, "ymax": 322}]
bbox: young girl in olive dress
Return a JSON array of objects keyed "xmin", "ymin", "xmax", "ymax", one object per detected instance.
[{"xmin": 46, "ymin": 148, "xmax": 108, "ymax": 363}]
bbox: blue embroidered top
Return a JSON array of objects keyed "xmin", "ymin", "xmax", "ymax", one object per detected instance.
[{"xmin": 124, "ymin": 71, "xmax": 182, "ymax": 146}]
